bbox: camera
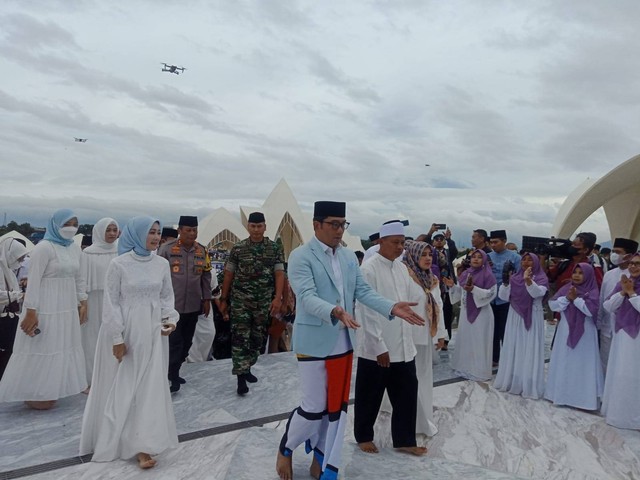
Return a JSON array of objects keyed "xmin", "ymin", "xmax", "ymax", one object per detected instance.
[{"xmin": 521, "ymin": 236, "xmax": 572, "ymax": 258}]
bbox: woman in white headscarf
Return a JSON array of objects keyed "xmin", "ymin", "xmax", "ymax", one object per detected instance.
[
  {"xmin": 0, "ymin": 238, "xmax": 28, "ymax": 379},
  {"xmin": 80, "ymin": 217, "xmax": 179, "ymax": 470},
  {"xmin": 0, "ymin": 209, "xmax": 88, "ymax": 410},
  {"xmin": 79, "ymin": 218, "xmax": 119, "ymax": 386}
]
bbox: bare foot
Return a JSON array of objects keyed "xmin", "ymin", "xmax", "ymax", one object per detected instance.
[
  {"xmin": 358, "ymin": 441, "xmax": 379, "ymax": 453},
  {"xmin": 137, "ymin": 452, "xmax": 156, "ymax": 469},
  {"xmin": 396, "ymin": 446, "xmax": 428, "ymax": 456},
  {"xmin": 309, "ymin": 455, "xmax": 321, "ymax": 479},
  {"xmin": 25, "ymin": 400, "xmax": 56, "ymax": 410},
  {"xmin": 276, "ymin": 451, "xmax": 293, "ymax": 480}
]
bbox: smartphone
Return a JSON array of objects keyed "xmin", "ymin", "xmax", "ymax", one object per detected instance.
[
  {"xmin": 434, "ymin": 223, "xmax": 446, "ymax": 230},
  {"xmin": 465, "ymin": 274, "xmax": 473, "ymax": 286},
  {"xmin": 33, "ymin": 328, "xmax": 41, "ymax": 336}
]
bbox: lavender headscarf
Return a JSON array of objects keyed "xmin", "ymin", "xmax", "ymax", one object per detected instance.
[
  {"xmin": 458, "ymin": 249, "xmax": 496, "ymax": 323},
  {"xmin": 551, "ymin": 262, "xmax": 599, "ymax": 348},
  {"xmin": 607, "ymin": 253, "xmax": 640, "ymax": 339},
  {"xmin": 509, "ymin": 253, "xmax": 549, "ymax": 330}
]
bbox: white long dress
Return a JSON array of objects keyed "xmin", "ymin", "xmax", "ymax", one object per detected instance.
[
  {"xmin": 80, "ymin": 251, "xmax": 179, "ymax": 461},
  {"xmin": 0, "ymin": 241, "xmax": 87, "ymax": 401},
  {"xmin": 545, "ymin": 297, "xmax": 604, "ymax": 410},
  {"xmin": 601, "ymin": 293, "xmax": 640, "ymax": 429},
  {"xmin": 450, "ymin": 284, "xmax": 497, "ymax": 381},
  {"xmin": 410, "ymin": 281, "xmax": 446, "ymax": 437},
  {"xmin": 79, "ymin": 249, "xmax": 117, "ymax": 382},
  {"xmin": 493, "ymin": 282, "xmax": 547, "ymax": 399}
]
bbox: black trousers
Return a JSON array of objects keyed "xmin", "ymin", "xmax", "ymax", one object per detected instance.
[
  {"xmin": 442, "ymin": 291, "xmax": 454, "ymax": 340},
  {"xmin": 168, "ymin": 311, "xmax": 200, "ymax": 381},
  {"xmin": 354, "ymin": 357, "xmax": 418, "ymax": 448},
  {"xmin": 491, "ymin": 302, "xmax": 510, "ymax": 363}
]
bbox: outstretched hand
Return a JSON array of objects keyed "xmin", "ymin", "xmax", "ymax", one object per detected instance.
[
  {"xmin": 332, "ymin": 306, "xmax": 360, "ymax": 329},
  {"xmin": 391, "ymin": 302, "xmax": 425, "ymax": 326}
]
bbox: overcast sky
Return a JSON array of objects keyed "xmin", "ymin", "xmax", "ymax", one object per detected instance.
[{"xmin": 2, "ymin": 0, "xmax": 639, "ymax": 247}]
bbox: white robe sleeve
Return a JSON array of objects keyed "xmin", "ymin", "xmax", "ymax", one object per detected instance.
[
  {"xmin": 76, "ymin": 250, "xmax": 88, "ymax": 303},
  {"xmin": 603, "ymin": 291, "xmax": 625, "ymax": 314},
  {"xmin": 22, "ymin": 243, "xmax": 52, "ymax": 311},
  {"xmin": 449, "ymin": 284, "xmax": 462, "ymax": 305},
  {"xmin": 525, "ymin": 281, "xmax": 547, "ymax": 299},
  {"xmin": 572, "ymin": 297, "xmax": 595, "ymax": 318},
  {"xmin": 160, "ymin": 262, "xmax": 179, "ymax": 327},
  {"xmin": 102, "ymin": 261, "xmax": 126, "ymax": 345},
  {"xmin": 356, "ymin": 263, "xmax": 388, "ymax": 358},
  {"xmin": 498, "ymin": 283, "xmax": 510, "ymax": 302},
  {"xmin": 549, "ymin": 296, "xmax": 570, "ymax": 312},
  {"xmin": 470, "ymin": 284, "xmax": 496, "ymax": 307},
  {"xmin": 432, "ymin": 284, "xmax": 446, "ymax": 342}
]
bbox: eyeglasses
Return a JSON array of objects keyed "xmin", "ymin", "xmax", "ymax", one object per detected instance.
[
  {"xmin": 628, "ymin": 261, "xmax": 640, "ymax": 267},
  {"xmin": 322, "ymin": 221, "xmax": 350, "ymax": 230}
]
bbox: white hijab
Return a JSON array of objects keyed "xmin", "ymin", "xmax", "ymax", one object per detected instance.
[
  {"xmin": 84, "ymin": 218, "xmax": 119, "ymax": 254},
  {"xmin": 0, "ymin": 238, "xmax": 27, "ymax": 291}
]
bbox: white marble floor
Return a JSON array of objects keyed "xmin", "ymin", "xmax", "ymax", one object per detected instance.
[{"xmin": 2, "ymin": 324, "xmax": 638, "ymax": 480}]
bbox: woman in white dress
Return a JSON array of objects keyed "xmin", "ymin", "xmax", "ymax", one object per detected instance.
[
  {"xmin": 0, "ymin": 209, "xmax": 87, "ymax": 410},
  {"xmin": 601, "ymin": 253, "xmax": 640, "ymax": 429},
  {"xmin": 451, "ymin": 249, "xmax": 497, "ymax": 381},
  {"xmin": 79, "ymin": 218, "xmax": 119, "ymax": 386},
  {"xmin": 545, "ymin": 263, "xmax": 603, "ymax": 410},
  {"xmin": 403, "ymin": 240, "xmax": 446, "ymax": 437},
  {"xmin": 80, "ymin": 216, "xmax": 179, "ymax": 470},
  {"xmin": 0, "ymin": 238, "xmax": 28, "ymax": 379},
  {"xmin": 494, "ymin": 253, "xmax": 548, "ymax": 399}
]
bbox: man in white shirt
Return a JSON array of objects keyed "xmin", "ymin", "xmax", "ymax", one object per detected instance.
[
  {"xmin": 354, "ymin": 221, "xmax": 427, "ymax": 457},
  {"xmin": 597, "ymin": 237, "xmax": 638, "ymax": 373}
]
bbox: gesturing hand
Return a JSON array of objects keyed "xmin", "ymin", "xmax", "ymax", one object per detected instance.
[
  {"xmin": 566, "ymin": 286, "xmax": 578, "ymax": 301},
  {"xmin": 332, "ymin": 306, "xmax": 360, "ymax": 329},
  {"xmin": 621, "ymin": 274, "xmax": 636, "ymax": 296},
  {"xmin": 391, "ymin": 302, "xmax": 425, "ymax": 326}
]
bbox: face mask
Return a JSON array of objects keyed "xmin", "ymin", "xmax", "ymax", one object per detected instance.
[
  {"xmin": 609, "ymin": 252, "xmax": 621, "ymax": 266},
  {"xmin": 59, "ymin": 226, "xmax": 78, "ymax": 240}
]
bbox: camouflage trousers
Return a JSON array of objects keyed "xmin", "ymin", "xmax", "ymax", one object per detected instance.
[{"xmin": 230, "ymin": 298, "xmax": 271, "ymax": 375}]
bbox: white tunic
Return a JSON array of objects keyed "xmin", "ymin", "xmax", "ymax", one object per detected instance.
[
  {"xmin": 597, "ymin": 268, "xmax": 627, "ymax": 338},
  {"xmin": 601, "ymin": 293, "xmax": 640, "ymax": 429},
  {"xmin": 450, "ymin": 283, "xmax": 497, "ymax": 381},
  {"xmin": 80, "ymin": 251, "xmax": 179, "ymax": 461},
  {"xmin": 355, "ymin": 254, "xmax": 418, "ymax": 362},
  {"xmin": 493, "ymin": 282, "xmax": 547, "ymax": 399},
  {"xmin": 545, "ymin": 297, "xmax": 604, "ymax": 410},
  {"xmin": 79, "ymin": 249, "xmax": 117, "ymax": 382},
  {"xmin": 0, "ymin": 241, "xmax": 87, "ymax": 401}
]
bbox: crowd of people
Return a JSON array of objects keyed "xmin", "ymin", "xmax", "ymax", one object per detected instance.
[{"xmin": 0, "ymin": 206, "xmax": 639, "ymax": 479}]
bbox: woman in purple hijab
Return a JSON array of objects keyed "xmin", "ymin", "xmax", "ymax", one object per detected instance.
[
  {"xmin": 601, "ymin": 252, "xmax": 640, "ymax": 429},
  {"xmin": 494, "ymin": 253, "xmax": 549, "ymax": 399},
  {"xmin": 450, "ymin": 249, "xmax": 497, "ymax": 381},
  {"xmin": 545, "ymin": 263, "xmax": 604, "ymax": 410}
]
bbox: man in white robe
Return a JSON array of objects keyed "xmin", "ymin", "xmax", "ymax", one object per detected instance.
[
  {"xmin": 354, "ymin": 221, "xmax": 427, "ymax": 456},
  {"xmin": 597, "ymin": 237, "xmax": 638, "ymax": 372}
]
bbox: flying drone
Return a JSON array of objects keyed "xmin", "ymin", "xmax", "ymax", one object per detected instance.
[
  {"xmin": 161, "ymin": 63, "xmax": 186, "ymax": 75},
  {"xmin": 74, "ymin": 137, "xmax": 88, "ymax": 143}
]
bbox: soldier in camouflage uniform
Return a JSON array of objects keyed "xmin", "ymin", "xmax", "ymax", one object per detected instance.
[{"xmin": 220, "ymin": 212, "xmax": 285, "ymax": 395}]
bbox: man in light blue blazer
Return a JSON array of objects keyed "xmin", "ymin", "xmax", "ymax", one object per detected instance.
[{"xmin": 276, "ymin": 201, "xmax": 425, "ymax": 480}]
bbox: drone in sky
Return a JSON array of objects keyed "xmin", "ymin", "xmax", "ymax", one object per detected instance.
[
  {"xmin": 74, "ymin": 137, "xmax": 88, "ymax": 143},
  {"xmin": 161, "ymin": 63, "xmax": 186, "ymax": 75}
]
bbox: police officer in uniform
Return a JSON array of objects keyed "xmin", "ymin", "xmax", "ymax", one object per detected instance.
[
  {"xmin": 158, "ymin": 215, "xmax": 212, "ymax": 393},
  {"xmin": 220, "ymin": 212, "xmax": 285, "ymax": 395}
]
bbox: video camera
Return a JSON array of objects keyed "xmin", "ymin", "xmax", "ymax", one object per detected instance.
[{"xmin": 521, "ymin": 236, "xmax": 573, "ymax": 259}]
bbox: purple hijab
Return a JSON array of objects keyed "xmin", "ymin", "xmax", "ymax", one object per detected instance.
[
  {"xmin": 509, "ymin": 253, "xmax": 549, "ymax": 330},
  {"xmin": 458, "ymin": 249, "xmax": 496, "ymax": 323},
  {"xmin": 551, "ymin": 262, "xmax": 599, "ymax": 348},
  {"xmin": 607, "ymin": 253, "xmax": 640, "ymax": 339}
]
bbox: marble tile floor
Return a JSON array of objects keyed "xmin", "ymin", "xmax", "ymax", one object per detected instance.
[{"xmin": 0, "ymin": 323, "xmax": 568, "ymax": 479}]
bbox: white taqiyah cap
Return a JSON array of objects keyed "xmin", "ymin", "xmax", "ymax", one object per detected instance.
[{"xmin": 379, "ymin": 221, "xmax": 405, "ymax": 238}]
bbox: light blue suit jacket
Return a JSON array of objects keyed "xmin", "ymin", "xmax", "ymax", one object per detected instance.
[{"xmin": 289, "ymin": 237, "xmax": 395, "ymax": 358}]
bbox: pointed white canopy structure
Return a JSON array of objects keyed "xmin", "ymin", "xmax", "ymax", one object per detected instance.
[
  {"xmin": 552, "ymin": 153, "xmax": 640, "ymax": 242},
  {"xmin": 198, "ymin": 178, "xmax": 364, "ymax": 259}
]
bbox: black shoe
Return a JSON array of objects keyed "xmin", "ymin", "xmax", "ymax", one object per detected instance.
[
  {"xmin": 243, "ymin": 371, "xmax": 258, "ymax": 383},
  {"xmin": 237, "ymin": 376, "xmax": 249, "ymax": 395},
  {"xmin": 178, "ymin": 376, "xmax": 186, "ymax": 384},
  {"xmin": 170, "ymin": 381, "xmax": 181, "ymax": 393}
]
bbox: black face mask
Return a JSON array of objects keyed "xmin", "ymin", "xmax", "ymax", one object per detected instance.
[{"xmin": 568, "ymin": 246, "xmax": 581, "ymax": 257}]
